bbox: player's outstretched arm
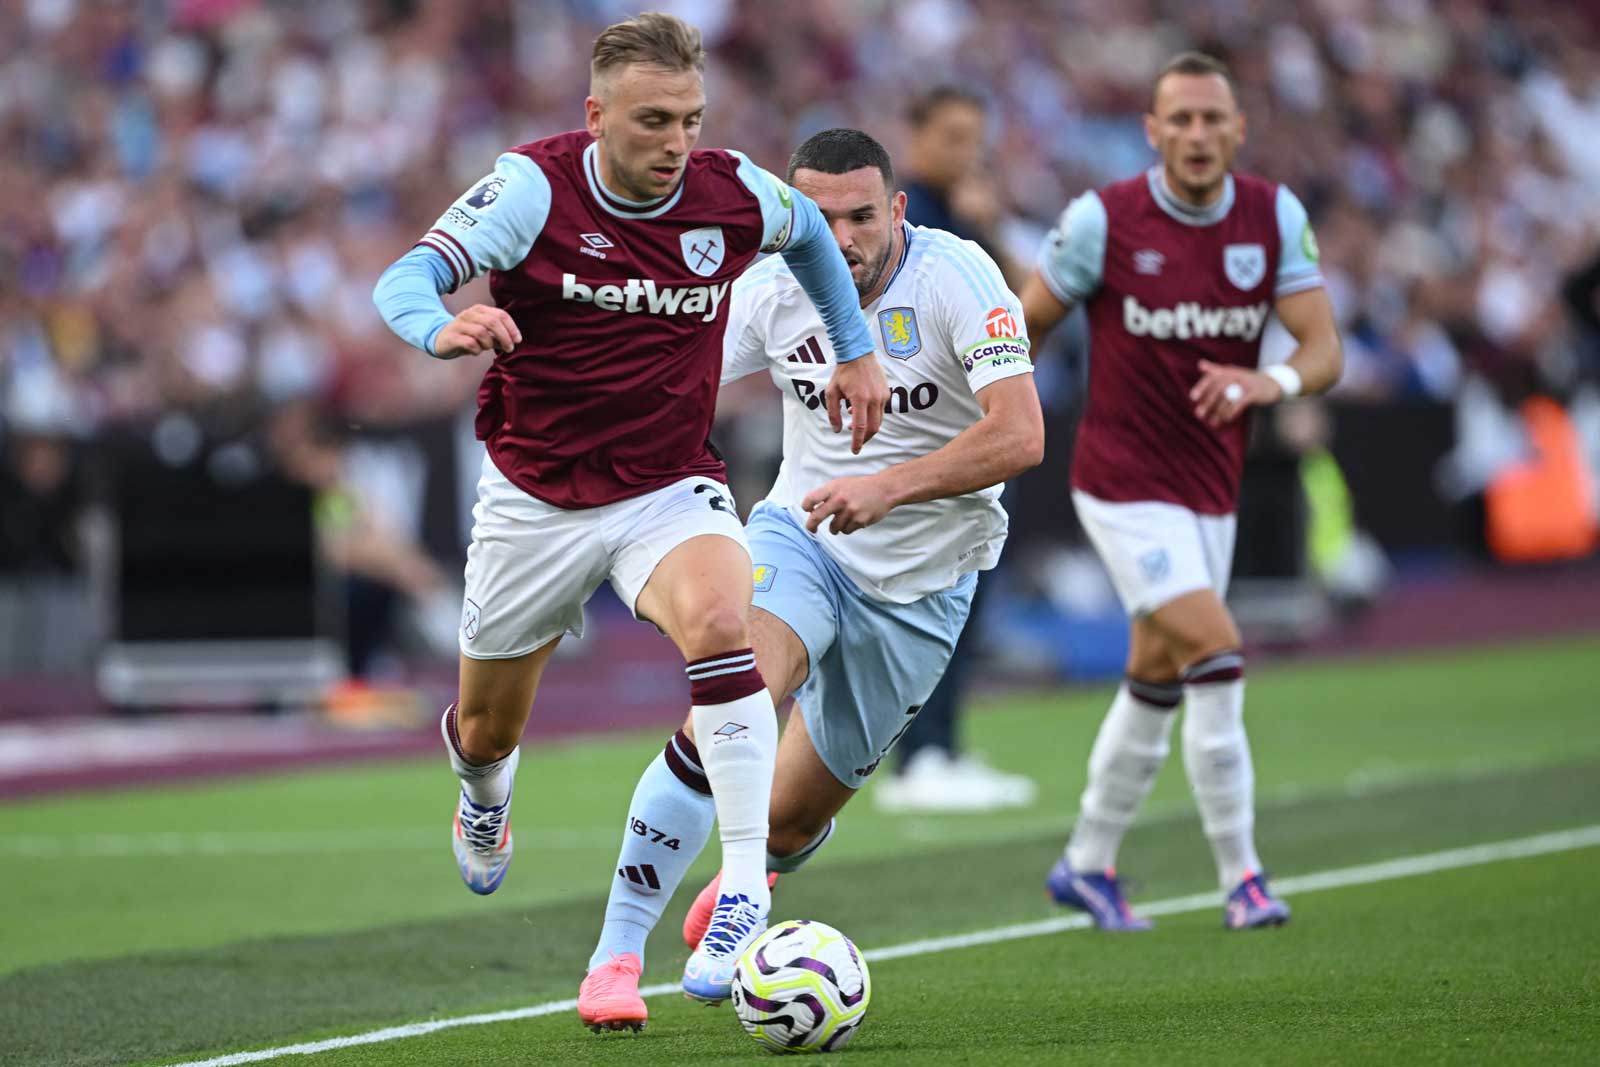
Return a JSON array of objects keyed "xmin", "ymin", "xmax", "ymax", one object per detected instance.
[
  {"xmin": 1190, "ymin": 286, "xmax": 1343, "ymax": 426},
  {"xmin": 372, "ymin": 246, "xmax": 459, "ymax": 355},
  {"xmin": 373, "ymin": 248, "xmax": 521, "ymax": 359},
  {"xmin": 802, "ymin": 375, "xmax": 1044, "ymax": 536},
  {"xmin": 374, "ymin": 152, "xmax": 550, "ymax": 358}
]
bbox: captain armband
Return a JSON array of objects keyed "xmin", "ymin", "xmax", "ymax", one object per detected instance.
[{"xmin": 960, "ymin": 336, "xmax": 1032, "ymax": 375}]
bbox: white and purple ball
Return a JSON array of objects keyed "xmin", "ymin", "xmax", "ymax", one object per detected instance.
[{"xmin": 731, "ymin": 919, "xmax": 871, "ymax": 1054}]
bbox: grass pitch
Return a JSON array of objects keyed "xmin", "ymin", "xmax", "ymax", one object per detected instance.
[{"xmin": 2, "ymin": 635, "xmax": 1597, "ymax": 1066}]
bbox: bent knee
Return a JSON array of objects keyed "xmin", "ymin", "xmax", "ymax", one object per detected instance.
[
  {"xmin": 678, "ymin": 600, "xmax": 750, "ymax": 656},
  {"xmin": 453, "ymin": 702, "xmax": 521, "ymax": 762}
]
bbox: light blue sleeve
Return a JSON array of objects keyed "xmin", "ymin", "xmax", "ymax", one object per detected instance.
[
  {"xmin": 1036, "ymin": 191, "xmax": 1106, "ymax": 306},
  {"xmin": 730, "ymin": 150, "xmax": 799, "ymax": 253},
  {"xmin": 372, "ymin": 247, "xmax": 456, "ymax": 355},
  {"xmin": 415, "ymin": 152, "xmax": 553, "ymax": 291},
  {"xmin": 373, "ymin": 152, "xmax": 553, "ymax": 356},
  {"xmin": 731, "ymin": 152, "xmax": 875, "ymax": 363},
  {"xmin": 1275, "ymin": 185, "xmax": 1324, "ymax": 298}
]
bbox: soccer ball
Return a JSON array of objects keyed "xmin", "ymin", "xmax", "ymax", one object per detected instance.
[{"xmin": 731, "ymin": 919, "xmax": 871, "ymax": 1053}]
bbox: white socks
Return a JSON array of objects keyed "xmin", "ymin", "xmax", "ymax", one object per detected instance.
[
  {"xmin": 1066, "ymin": 652, "xmax": 1264, "ymax": 892},
  {"xmin": 1067, "ymin": 679, "xmax": 1180, "ymax": 873},
  {"xmin": 441, "ymin": 703, "xmax": 515, "ymax": 808},
  {"xmin": 687, "ymin": 649, "xmax": 777, "ymax": 914},
  {"xmin": 1181, "ymin": 650, "xmax": 1262, "ymax": 890}
]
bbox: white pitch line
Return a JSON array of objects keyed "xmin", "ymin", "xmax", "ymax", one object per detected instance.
[{"xmin": 162, "ymin": 824, "xmax": 1600, "ymax": 1067}]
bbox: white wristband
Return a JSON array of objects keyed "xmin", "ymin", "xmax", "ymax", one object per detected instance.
[{"xmin": 1264, "ymin": 364, "xmax": 1302, "ymax": 399}]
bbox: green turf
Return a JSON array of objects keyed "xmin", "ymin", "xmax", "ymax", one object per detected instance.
[
  {"xmin": 305, "ymin": 846, "xmax": 1600, "ymax": 1066},
  {"xmin": 6, "ymin": 760, "xmax": 1596, "ymax": 1067},
  {"xmin": 1, "ymin": 635, "xmax": 1597, "ymax": 1066},
  {"xmin": 4, "ymin": 635, "xmax": 1597, "ymax": 977}
]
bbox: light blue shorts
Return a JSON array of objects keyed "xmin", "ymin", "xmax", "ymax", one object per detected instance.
[{"xmin": 746, "ymin": 501, "xmax": 977, "ymax": 790}]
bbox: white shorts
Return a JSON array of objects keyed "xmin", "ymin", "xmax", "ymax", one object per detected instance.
[
  {"xmin": 459, "ymin": 454, "xmax": 749, "ymax": 659},
  {"xmin": 1071, "ymin": 490, "xmax": 1237, "ymax": 618}
]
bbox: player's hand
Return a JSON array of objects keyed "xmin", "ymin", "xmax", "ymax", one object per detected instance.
[
  {"xmin": 433, "ymin": 305, "xmax": 522, "ymax": 359},
  {"xmin": 1189, "ymin": 360, "xmax": 1283, "ymax": 427},
  {"xmin": 802, "ymin": 475, "xmax": 893, "ymax": 535},
  {"xmin": 825, "ymin": 353, "xmax": 889, "ymax": 454}
]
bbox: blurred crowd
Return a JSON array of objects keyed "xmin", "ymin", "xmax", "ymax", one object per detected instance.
[
  {"xmin": 3, "ymin": 0, "xmax": 1600, "ymax": 672},
  {"xmin": 4, "ymin": 0, "xmax": 1599, "ymax": 434}
]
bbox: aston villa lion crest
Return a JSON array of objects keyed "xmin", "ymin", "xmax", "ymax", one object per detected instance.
[
  {"xmin": 877, "ymin": 307, "xmax": 922, "ymax": 360},
  {"xmin": 1223, "ymin": 243, "xmax": 1265, "ymax": 291},
  {"xmin": 680, "ymin": 226, "xmax": 725, "ymax": 277}
]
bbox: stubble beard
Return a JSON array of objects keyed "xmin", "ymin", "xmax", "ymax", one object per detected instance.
[{"xmin": 852, "ymin": 241, "xmax": 893, "ymax": 300}]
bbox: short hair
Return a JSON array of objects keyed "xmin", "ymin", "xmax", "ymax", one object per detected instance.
[
  {"xmin": 591, "ymin": 11, "xmax": 705, "ymax": 87},
  {"xmin": 906, "ymin": 84, "xmax": 985, "ymax": 130},
  {"xmin": 1151, "ymin": 51, "xmax": 1237, "ymax": 110},
  {"xmin": 786, "ymin": 128, "xmax": 895, "ymax": 190}
]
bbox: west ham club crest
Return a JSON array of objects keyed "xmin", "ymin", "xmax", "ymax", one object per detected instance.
[
  {"xmin": 1223, "ymin": 243, "xmax": 1265, "ymax": 290},
  {"xmin": 680, "ymin": 226, "xmax": 725, "ymax": 277}
]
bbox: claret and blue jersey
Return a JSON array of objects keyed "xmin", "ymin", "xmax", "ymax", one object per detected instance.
[
  {"xmin": 372, "ymin": 130, "xmax": 874, "ymax": 510},
  {"xmin": 1037, "ymin": 167, "xmax": 1325, "ymax": 514}
]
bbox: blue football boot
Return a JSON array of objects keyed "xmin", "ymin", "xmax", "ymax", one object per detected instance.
[
  {"xmin": 1046, "ymin": 858, "xmax": 1153, "ymax": 931},
  {"xmin": 1224, "ymin": 872, "xmax": 1291, "ymax": 929}
]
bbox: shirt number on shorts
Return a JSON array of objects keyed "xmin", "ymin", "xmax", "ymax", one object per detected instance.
[{"xmin": 694, "ymin": 484, "xmax": 732, "ymax": 513}]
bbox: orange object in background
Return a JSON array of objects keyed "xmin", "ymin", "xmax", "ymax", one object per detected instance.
[{"xmin": 1485, "ymin": 397, "xmax": 1600, "ymax": 563}]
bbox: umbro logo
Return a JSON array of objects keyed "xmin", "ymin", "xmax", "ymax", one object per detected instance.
[
  {"xmin": 786, "ymin": 336, "xmax": 826, "ymax": 364},
  {"xmin": 1134, "ymin": 249, "xmax": 1165, "ymax": 276},
  {"xmin": 579, "ymin": 232, "xmax": 613, "ymax": 260},
  {"xmin": 713, "ymin": 722, "xmax": 748, "ymax": 739}
]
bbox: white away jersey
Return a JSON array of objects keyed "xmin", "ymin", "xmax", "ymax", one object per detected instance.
[{"xmin": 723, "ymin": 222, "xmax": 1034, "ymax": 603}]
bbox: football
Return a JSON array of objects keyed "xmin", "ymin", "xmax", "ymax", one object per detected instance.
[{"xmin": 730, "ymin": 919, "xmax": 871, "ymax": 1053}]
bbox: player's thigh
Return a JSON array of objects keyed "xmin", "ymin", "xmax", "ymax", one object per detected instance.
[
  {"xmin": 455, "ymin": 638, "xmax": 562, "ymax": 755},
  {"xmin": 1071, "ymin": 490, "xmax": 1219, "ymax": 620},
  {"xmin": 796, "ymin": 570, "xmax": 977, "ymax": 792},
  {"xmin": 769, "ymin": 709, "xmax": 856, "ymax": 856},
  {"xmin": 1145, "ymin": 587, "xmax": 1241, "ymax": 668},
  {"xmin": 460, "ymin": 453, "xmax": 610, "ymax": 661},
  {"xmin": 611, "ymin": 477, "xmax": 753, "ymax": 659}
]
